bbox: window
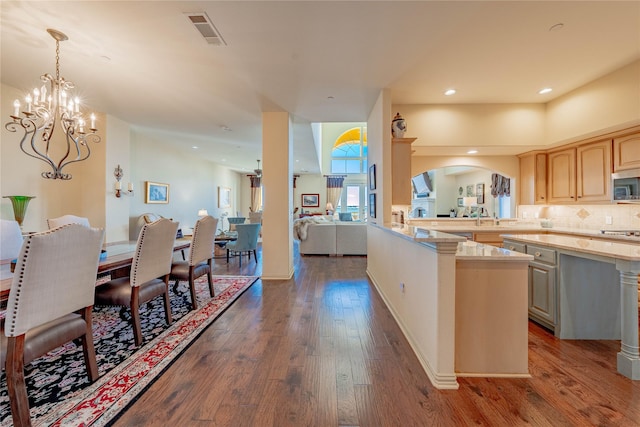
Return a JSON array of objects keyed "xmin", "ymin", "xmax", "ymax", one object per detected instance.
[
  {"xmin": 331, "ymin": 127, "xmax": 367, "ymax": 174},
  {"xmin": 337, "ymin": 184, "xmax": 368, "ymax": 221}
]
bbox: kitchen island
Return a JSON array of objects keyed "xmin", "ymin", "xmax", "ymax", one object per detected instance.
[
  {"xmin": 503, "ymin": 234, "xmax": 640, "ymax": 380},
  {"xmin": 366, "ymin": 223, "xmax": 532, "ymax": 389}
]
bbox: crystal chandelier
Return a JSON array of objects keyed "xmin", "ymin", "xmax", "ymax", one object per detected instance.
[{"xmin": 5, "ymin": 29, "xmax": 100, "ymax": 180}]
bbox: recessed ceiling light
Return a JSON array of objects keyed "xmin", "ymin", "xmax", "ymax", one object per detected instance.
[
  {"xmin": 327, "ymin": 96, "xmax": 335, "ymax": 100},
  {"xmin": 192, "ymin": 146, "xmax": 199, "ymax": 149},
  {"xmin": 444, "ymin": 89, "xmax": 456, "ymax": 96},
  {"xmin": 220, "ymin": 125, "xmax": 231, "ymax": 131},
  {"xmin": 538, "ymin": 88, "xmax": 553, "ymax": 94},
  {"xmin": 467, "ymin": 150, "xmax": 478, "ymax": 154}
]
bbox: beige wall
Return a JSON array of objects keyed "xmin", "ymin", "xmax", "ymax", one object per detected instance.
[
  {"xmin": 396, "ymin": 103, "xmax": 546, "ymax": 150},
  {"xmin": 105, "ymin": 115, "xmax": 131, "ymax": 242},
  {"xmin": 546, "ymin": 60, "xmax": 640, "ymax": 146},
  {"xmin": 368, "ymin": 90, "xmax": 391, "ymax": 225},
  {"xmin": 129, "ymin": 129, "xmax": 243, "ymax": 239}
]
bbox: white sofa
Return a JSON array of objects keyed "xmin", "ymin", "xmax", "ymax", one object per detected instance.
[{"xmin": 297, "ymin": 221, "xmax": 367, "ymax": 256}]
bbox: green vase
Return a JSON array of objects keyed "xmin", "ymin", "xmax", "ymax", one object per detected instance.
[{"xmin": 3, "ymin": 195, "xmax": 35, "ymax": 228}]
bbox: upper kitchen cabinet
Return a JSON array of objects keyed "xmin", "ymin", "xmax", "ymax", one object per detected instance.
[
  {"xmin": 519, "ymin": 151, "xmax": 547, "ymax": 205},
  {"xmin": 547, "ymin": 148, "xmax": 576, "ymax": 203},
  {"xmin": 547, "ymin": 140, "xmax": 612, "ymax": 204},
  {"xmin": 392, "ymin": 137, "xmax": 416, "ymax": 205},
  {"xmin": 576, "ymin": 140, "xmax": 612, "ymax": 203},
  {"xmin": 613, "ymin": 132, "xmax": 640, "ymax": 172}
]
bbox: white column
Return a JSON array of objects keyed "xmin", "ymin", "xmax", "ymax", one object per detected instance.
[
  {"xmin": 261, "ymin": 112, "xmax": 294, "ymax": 280},
  {"xmin": 616, "ymin": 260, "xmax": 640, "ymax": 380}
]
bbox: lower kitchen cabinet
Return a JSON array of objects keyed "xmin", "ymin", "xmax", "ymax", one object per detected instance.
[
  {"xmin": 528, "ymin": 260, "xmax": 557, "ymax": 330},
  {"xmin": 504, "ymin": 239, "xmax": 558, "ymax": 332}
]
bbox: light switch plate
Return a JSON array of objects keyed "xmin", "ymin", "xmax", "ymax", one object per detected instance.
[{"xmin": 605, "ymin": 216, "xmax": 613, "ymax": 225}]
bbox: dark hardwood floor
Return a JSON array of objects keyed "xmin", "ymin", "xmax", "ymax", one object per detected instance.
[{"xmin": 113, "ymin": 244, "xmax": 640, "ymax": 426}]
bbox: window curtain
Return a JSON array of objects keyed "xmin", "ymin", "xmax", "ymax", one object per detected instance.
[
  {"xmin": 250, "ymin": 176, "xmax": 262, "ymax": 212},
  {"xmin": 490, "ymin": 173, "xmax": 511, "ymax": 198},
  {"xmin": 326, "ymin": 176, "xmax": 344, "ymax": 211}
]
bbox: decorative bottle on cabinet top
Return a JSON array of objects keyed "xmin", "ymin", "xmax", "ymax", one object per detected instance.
[{"xmin": 391, "ymin": 112, "xmax": 407, "ymax": 138}]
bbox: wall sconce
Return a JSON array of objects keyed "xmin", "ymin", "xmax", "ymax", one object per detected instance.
[{"xmin": 114, "ymin": 164, "xmax": 133, "ymax": 198}]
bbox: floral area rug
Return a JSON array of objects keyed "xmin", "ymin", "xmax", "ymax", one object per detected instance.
[{"xmin": 0, "ymin": 275, "xmax": 258, "ymax": 427}]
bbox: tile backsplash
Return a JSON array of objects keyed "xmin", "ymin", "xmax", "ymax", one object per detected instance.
[{"xmin": 518, "ymin": 204, "xmax": 640, "ymax": 230}]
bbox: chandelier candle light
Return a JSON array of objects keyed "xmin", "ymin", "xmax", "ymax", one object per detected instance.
[{"xmin": 5, "ymin": 29, "xmax": 100, "ymax": 180}]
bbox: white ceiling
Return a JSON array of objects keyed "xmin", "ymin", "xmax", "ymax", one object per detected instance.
[{"xmin": 2, "ymin": 1, "xmax": 639, "ymax": 174}]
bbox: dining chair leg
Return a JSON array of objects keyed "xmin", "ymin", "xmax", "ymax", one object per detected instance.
[
  {"xmin": 226, "ymin": 248, "xmax": 230, "ymax": 264},
  {"xmin": 162, "ymin": 276, "xmax": 173, "ymax": 325},
  {"xmin": 253, "ymin": 249, "xmax": 257, "ymax": 263},
  {"xmin": 188, "ymin": 267, "xmax": 198, "ymax": 310},
  {"xmin": 80, "ymin": 306, "xmax": 99, "ymax": 382},
  {"xmin": 238, "ymin": 251, "xmax": 242, "ymax": 268},
  {"xmin": 207, "ymin": 259, "xmax": 215, "ymax": 297},
  {"xmin": 130, "ymin": 288, "xmax": 143, "ymax": 346},
  {"xmin": 6, "ymin": 335, "xmax": 31, "ymax": 427}
]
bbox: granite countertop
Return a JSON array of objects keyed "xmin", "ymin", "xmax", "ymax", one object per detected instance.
[
  {"xmin": 386, "ymin": 223, "xmax": 466, "ymax": 243},
  {"xmin": 455, "ymin": 241, "xmax": 534, "ymax": 261},
  {"xmin": 406, "ymin": 219, "xmax": 640, "ymax": 244},
  {"xmin": 377, "ymin": 223, "xmax": 534, "ymax": 261},
  {"xmin": 502, "ymin": 234, "xmax": 640, "ymax": 261}
]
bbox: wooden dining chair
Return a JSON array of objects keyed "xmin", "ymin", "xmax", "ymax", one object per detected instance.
[
  {"xmin": 226, "ymin": 223, "xmax": 261, "ymax": 267},
  {"xmin": 0, "ymin": 224, "xmax": 105, "ymax": 427},
  {"xmin": 169, "ymin": 215, "xmax": 218, "ymax": 310},
  {"xmin": 94, "ymin": 218, "xmax": 178, "ymax": 346},
  {"xmin": 47, "ymin": 214, "xmax": 90, "ymax": 229}
]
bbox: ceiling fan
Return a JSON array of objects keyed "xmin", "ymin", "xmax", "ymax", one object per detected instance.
[{"xmin": 254, "ymin": 159, "xmax": 262, "ymax": 177}]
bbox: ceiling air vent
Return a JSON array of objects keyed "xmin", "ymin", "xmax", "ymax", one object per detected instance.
[{"xmin": 185, "ymin": 12, "xmax": 226, "ymax": 46}]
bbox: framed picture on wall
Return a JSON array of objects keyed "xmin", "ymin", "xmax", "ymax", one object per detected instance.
[
  {"xmin": 301, "ymin": 193, "xmax": 319, "ymax": 207},
  {"xmin": 476, "ymin": 183, "xmax": 485, "ymax": 204},
  {"xmin": 369, "ymin": 164, "xmax": 376, "ymax": 190},
  {"xmin": 457, "ymin": 197, "xmax": 463, "ymax": 207},
  {"xmin": 369, "ymin": 193, "xmax": 376, "ymax": 218},
  {"xmin": 218, "ymin": 186, "xmax": 231, "ymax": 208},
  {"xmin": 145, "ymin": 181, "xmax": 169, "ymax": 204}
]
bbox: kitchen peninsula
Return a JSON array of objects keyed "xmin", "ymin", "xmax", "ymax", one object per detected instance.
[
  {"xmin": 366, "ymin": 223, "xmax": 533, "ymax": 389},
  {"xmin": 503, "ymin": 234, "xmax": 640, "ymax": 380}
]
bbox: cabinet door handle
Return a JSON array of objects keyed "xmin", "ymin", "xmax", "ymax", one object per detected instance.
[
  {"xmin": 509, "ymin": 245, "xmax": 515, "ymax": 250},
  {"xmin": 535, "ymin": 251, "xmax": 542, "ymax": 257}
]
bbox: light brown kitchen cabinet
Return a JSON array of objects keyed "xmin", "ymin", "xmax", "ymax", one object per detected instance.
[
  {"xmin": 613, "ymin": 132, "xmax": 640, "ymax": 172},
  {"xmin": 576, "ymin": 140, "xmax": 612, "ymax": 203},
  {"xmin": 518, "ymin": 151, "xmax": 547, "ymax": 205},
  {"xmin": 392, "ymin": 137, "xmax": 416, "ymax": 205},
  {"xmin": 547, "ymin": 148, "xmax": 576, "ymax": 203},
  {"xmin": 547, "ymin": 140, "xmax": 612, "ymax": 204}
]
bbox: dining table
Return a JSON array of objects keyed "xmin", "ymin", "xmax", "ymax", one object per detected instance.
[{"xmin": 0, "ymin": 237, "xmax": 192, "ymax": 304}]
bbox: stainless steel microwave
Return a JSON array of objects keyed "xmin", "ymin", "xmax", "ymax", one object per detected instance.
[{"xmin": 612, "ymin": 168, "xmax": 640, "ymax": 203}]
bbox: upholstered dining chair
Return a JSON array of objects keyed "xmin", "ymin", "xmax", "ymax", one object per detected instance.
[
  {"xmin": 0, "ymin": 219, "xmax": 23, "ymax": 260},
  {"xmin": 169, "ymin": 215, "xmax": 218, "ymax": 310},
  {"xmin": 47, "ymin": 214, "xmax": 90, "ymax": 229},
  {"xmin": 226, "ymin": 223, "xmax": 261, "ymax": 267},
  {"xmin": 95, "ymin": 218, "xmax": 178, "ymax": 346},
  {"xmin": 1, "ymin": 224, "xmax": 105, "ymax": 426},
  {"xmin": 227, "ymin": 217, "xmax": 246, "ymax": 232}
]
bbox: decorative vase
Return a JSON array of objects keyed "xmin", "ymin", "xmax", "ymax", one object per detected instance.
[
  {"xmin": 3, "ymin": 195, "xmax": 35, "ymax": 228},
  {"xmin": 391, "ymin": 112, "xmax": 407, "ymax": 138}
]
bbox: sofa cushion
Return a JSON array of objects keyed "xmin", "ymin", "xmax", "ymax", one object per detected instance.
[
  {"xmin": 336, "ymin": 222, "xmax": 367, "ymax": 255},
  {"xmin": 299, "ymin": 223, "xmax": 336, "ymax": 255}
]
